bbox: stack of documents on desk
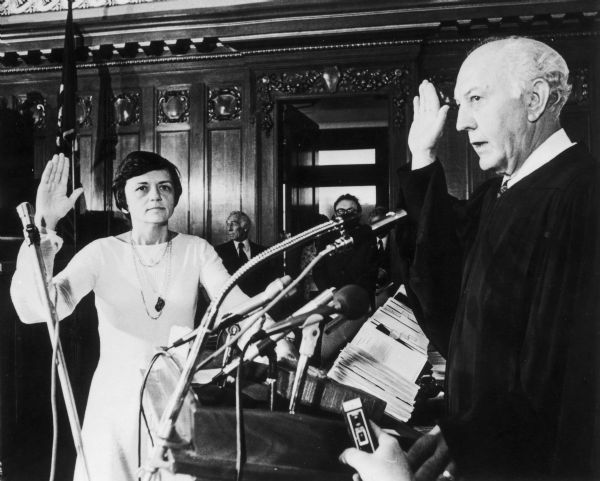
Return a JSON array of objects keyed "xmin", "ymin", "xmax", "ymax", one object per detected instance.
[{"xmin": 327, "ymin": 296, "xmax": 429, "ymax": 422}]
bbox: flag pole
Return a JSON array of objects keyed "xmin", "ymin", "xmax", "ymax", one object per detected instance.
[{"xmin": 53, "ymin": 0, "xmax": 90, "ymax": 478}]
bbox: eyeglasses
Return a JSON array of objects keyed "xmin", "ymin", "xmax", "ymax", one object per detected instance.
[{"xmin": 335, "ymin": 207, "xmax": 358, "ymax": 216}]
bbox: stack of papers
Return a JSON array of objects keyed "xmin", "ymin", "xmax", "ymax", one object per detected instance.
[{"xmin": 327, "ymin": 296, "xmax": 429, "ymax": 422}]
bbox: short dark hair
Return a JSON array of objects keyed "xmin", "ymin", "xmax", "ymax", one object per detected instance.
[
  {"xmin": 333, "ymin": 193, "xmax": 362, "ymax": 214},
  {"xmin": 112, "ymin": 151, "xmax": 183, "ymax": 211}
]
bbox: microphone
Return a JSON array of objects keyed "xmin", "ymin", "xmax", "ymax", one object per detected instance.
[
  {"xmin": 218, "ymin": 275, "xmax": 293, "ymax": 329},
  {"xmin": 17, "ymin": 202, "xmax": 40, "ymax": 246},
  {"xmin": 167, "ymin": 275, "xmax": 292, "ymax": 349},
  {"xmin": 369, "ymin": 210, "xmax": 407, "ymax": 236},
  {"xmin": 253, "ymin": 284, "xmax": 370, "ymax": 340},
  {"xmin": 216, "ymin": 285, "xmax": 370, "ymax": 379}
]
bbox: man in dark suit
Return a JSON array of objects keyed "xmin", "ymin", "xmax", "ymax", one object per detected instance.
[
  {"xmin": 368, "ymin": 205, "xmax": 397, "ymax": 307},
  {"xmin": 215, "ymin": 211, "xmax": 271, "ymax": 297},
  {"xmin": 313, "ymin": 194, "xmax": 378, "ymax": 307}
]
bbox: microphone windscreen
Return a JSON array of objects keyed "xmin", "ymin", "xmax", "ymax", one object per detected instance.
[{"xmin": 333, "ymin": 285, "xmax": 370, "ymax": 319}]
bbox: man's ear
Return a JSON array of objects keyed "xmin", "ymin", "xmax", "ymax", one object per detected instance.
[{"xmin": 527, "ymin": 78, "xmax": 551, "ymax": 122}]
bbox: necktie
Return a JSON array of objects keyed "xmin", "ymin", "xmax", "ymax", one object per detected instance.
[
  {"xmin": 497, "ymin": 179, "xmax": 509, "ymax": 198},
  {"xmin": 238, "ymin": 242, "xmax": 248, "ymax": 263},
  {"xmin": 377, "ymin": 238, "xmax": 384, "ymax": 252}
]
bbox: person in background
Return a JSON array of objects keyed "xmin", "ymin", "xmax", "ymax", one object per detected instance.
[
  {"xmin": 368, "ymin": 205, "xmax": 397, "ymax": 307},
  {"xmin": 10, "ymin": 152, "xmax": 289, "ymax": 481},
  {"xmin": 313, "ymin": 193, "xmax": 378, "ymax": 308},
  {"xmin": 215, "ymin": 210, "xmax": 277, "ymax": 297},
  {"xmin": 341, "ymin": 36, "xmax": 599, "ymax": 481}
]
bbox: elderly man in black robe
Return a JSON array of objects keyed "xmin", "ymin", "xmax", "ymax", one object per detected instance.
[{"xmin": 340, "ymin": 36, "xmax": 599, "ymax": 481}]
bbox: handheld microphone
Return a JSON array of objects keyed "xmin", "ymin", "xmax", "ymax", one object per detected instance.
[
  {"xmin": 216, "ymin": 285, "xmax": 370, "ymax": 379},
  {"xmin": 167, "ymin": 275, "xmax": 292, "ymax": 349}
]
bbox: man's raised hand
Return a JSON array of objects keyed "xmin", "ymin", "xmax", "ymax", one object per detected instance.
[{"xmin": 407, "ymin": 80, "xmax": 450, "ymax": 170}]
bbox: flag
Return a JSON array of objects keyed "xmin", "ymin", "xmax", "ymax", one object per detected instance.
[{"xmin": 56, "ymin": 0, "xmax": 77, "ymax": 158}]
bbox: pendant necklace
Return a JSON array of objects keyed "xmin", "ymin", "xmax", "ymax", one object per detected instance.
[{"xmin": 130, "ymin": 235, "xmax": 172, "ymax": 319}]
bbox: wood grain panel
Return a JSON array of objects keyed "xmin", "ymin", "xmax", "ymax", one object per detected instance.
[
  {"xmin": 78, "ymin": 134, "xmax": 96, "ymax": 210},
  {"xmin": 110, "ymin": 133, "xmax": 141, "ymax": 210},
  {"xmin": 209, "ymin": 129, "xmax": 241, "ymax": 243},
  {"xmin": 157, "ymin": 130, "xmax": 190, "ymax": 234}
]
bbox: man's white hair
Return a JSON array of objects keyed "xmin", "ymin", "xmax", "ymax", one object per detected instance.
[{"xmin": 479, "ymin": 36, "xmax": 572, "ymax": 117}]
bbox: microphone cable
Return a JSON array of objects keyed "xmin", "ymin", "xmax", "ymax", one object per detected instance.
[{"xmin": 234, "ymin": 341, "xmax": 252, "ymax": 481}]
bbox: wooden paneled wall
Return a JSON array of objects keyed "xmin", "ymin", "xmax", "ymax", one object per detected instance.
[{"xmin": 0, "ymin": 34, "xmax": 597, "ymax": 247}]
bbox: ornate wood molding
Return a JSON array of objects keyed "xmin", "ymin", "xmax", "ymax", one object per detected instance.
[
  {"xmin": 569, "ymin": 67, "xmax": 589, "ymax": 105},
  {"xmin": 2, "ymin": 0, "xmax": 161, "ymax": 15},
  {"xmin": 76, "ymin": 95, "xmax": 93, "ymax": 128},
  {"xmin": 113, "ymin": 91, "xmax": 140, "ymax": 126},
  {"xmin": 208, "ymin": 86, "xmax": 242, "ymax": 123},
  {"xmin": 15, "ymin": 92, "xmax": 47, "ymax": 129},
  {"xmin": 157, "ymin": 88, "xmax": 189, "ymax": 124},
  {"xmin": 256, "ymin": 65, "xmax": 411, "ymax": 135}
]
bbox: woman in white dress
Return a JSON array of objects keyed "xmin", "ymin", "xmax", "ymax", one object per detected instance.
[{"xmin": 11, "ymin": 151, "xmax": 266, "ymax": 481}]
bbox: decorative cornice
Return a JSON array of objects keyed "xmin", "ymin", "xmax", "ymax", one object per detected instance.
[
  {"xmin": 0, "ymin": 27, "xmax": 598, "ymax": 76},
  {"xmin": 256, "ymin": 65, "xmax": 411, "ymax": 134},
  {"xmin": 2, "ymin": 0, "xmax": 161, "ymax": 16},
  {"xmin": 1, "ymin": 2, "xmax": 598, "ymax": 57}
]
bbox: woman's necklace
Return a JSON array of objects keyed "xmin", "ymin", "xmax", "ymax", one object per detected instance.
[{"xmin": 130, "ymin": 235, "xmax": 172, "ymax": 319}]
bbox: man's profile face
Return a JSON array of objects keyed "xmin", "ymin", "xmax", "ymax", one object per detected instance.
[
  {"xmin": 226, "ymin": 215, "xmax": 249, "ymax": 242},
  {"xmin": 454, "ymin": 44, "xmax": 531, "ymax": 176}
]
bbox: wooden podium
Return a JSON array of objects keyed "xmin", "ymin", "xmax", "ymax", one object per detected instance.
[
  {"xmin": 142, "ymin": 358, "xmax": 384, "ymax": 480},
  {"xmin": 172, "ymin": 407, "xmax": 354, "ymax": 481}
]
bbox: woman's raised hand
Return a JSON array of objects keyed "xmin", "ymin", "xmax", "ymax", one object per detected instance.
[
  {"xmin": 35, "ymin": 153, "xmax": 84, "ymax": 231},
  {"xmin": 407, "ymin": 80, "xmax": 450, "ymax": 170}
]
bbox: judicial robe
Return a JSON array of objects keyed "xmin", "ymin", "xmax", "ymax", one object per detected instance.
[{"xmin": 397, "ymin": 143, "xmax": 600, "ymax": 479}]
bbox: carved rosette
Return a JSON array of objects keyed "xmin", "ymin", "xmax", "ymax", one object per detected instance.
[
  {"xmin": 256, "ymin": 65, "xmax": 411, "ymax": 135},
  {"xmin": 569, "ymin": 67, "xmax": 589, "ymax": 105},
  {"xmin": 208, "ymin": 86, "xmax": 242, "ymax": 122},
  {"xmin": 157, "ymin": 89, "xmax": 189, "ymax": 124},
  {"xmin": 76, "ymin": 95, "xmax": 93, "ymax": 128},
  {"xmin": 15, "ymin": 92, "xmax": 47, "ymax": 129},
  {"xmin": 112, "ymin": 91, "xmax": 141, "ymax": 127}
]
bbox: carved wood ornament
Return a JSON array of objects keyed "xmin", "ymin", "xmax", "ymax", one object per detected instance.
[
  {"xmin": 112, "ymin": 91, "xmax": 141, "ymax": 127},
  {"xmin": 157, "ymin": 89, "xmax": 190, "ymax": 124},
  {"xmin": 256, "ymin": 65, "xmax": 411, "ymax": 135},
  {"xmin": 208, "ymin": 86, "xmax": 242, "ymax": 122}
]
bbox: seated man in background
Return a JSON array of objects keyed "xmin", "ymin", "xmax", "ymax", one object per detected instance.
[
  {"xmin": 341, "ymin": 36, "xmax": 599, "ymax": 481},
  {"xmin": 313, "ymin": 194, "xmax": 378, "ymax": 308},
  {"xmin": 215, "ymin": 210, "xmax": 277, "ymax": 297}
]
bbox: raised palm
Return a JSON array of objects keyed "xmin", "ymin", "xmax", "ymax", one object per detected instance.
[
  {"xmin": 408, "ymin": 80, "xmax": 450, "ymax": 169},
  {"xmin": 36, "ymin": 153, "xmax": 84, "ymax": 230}
]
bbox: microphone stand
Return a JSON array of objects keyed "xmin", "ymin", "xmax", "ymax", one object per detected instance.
[
  {"xmin": 141, "ymin": 216, "xmax": 355, "ymax": 479},
  {"xmin": 16, "ymin": 203, "xmax": 91, "ymax": 481}
]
